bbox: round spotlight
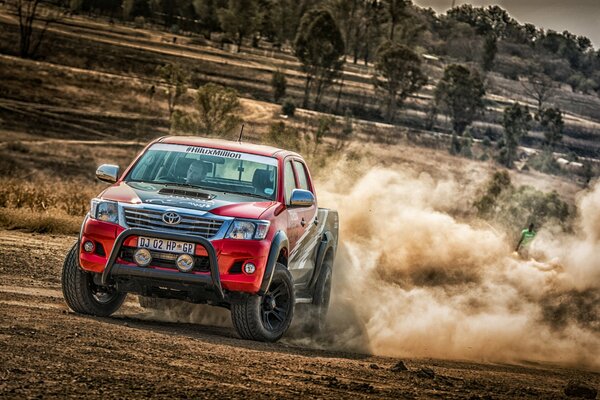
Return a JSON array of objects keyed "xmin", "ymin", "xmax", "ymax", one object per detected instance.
[
  {"xmin": 176, "ymin": 254, "xmax": 194, "ymax": 272},
  {"xmin": 243, "ymin": 262, "xmax": 256, "ymax": 274},
  {"xmin": 83, "ymin": 241, "xmax": 95, "ymax": 253},
  {"xmin": 133, "ymin": 248, "xmax": 152, "ymax": 267}
]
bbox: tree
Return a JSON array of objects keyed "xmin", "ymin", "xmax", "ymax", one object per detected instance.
[
  {"xmin": 293, "ymin": 8, "xmax": 345, "ymax": 109},
  {"xmin": 271, "ymin": 69, "xmax": 287, "ymax": 103},
  {"xmin": 172, "ymin": 83, "xmax": 242, "ymax": 137},
  {"xmin": 538, "ymin": 107, "xmax": 564, "ymax": 150},
  {"xmin": 435, "ymin": 64, "xmax": 485, "ymax": 136},
  {"xmin": 373, "ymin": 41, "xmax": 426, "ymax": 122},
  {"xmin": 218, "ymin": 0, "xmax": 259, "ymax": 51},
  {"xmin": 156, "ymin": 63, "xmax": 189, "ymax": 119},
  {"xmin": 123, "ymin": 0, "xmax": 152, "ymax": 19},
  {"xmin": 521, "ymin": 71, "xmax": 556, "ymax": 113},
  {"xmin": 193, "ymin": 0, "xmax": 224, "ymax": 36},
  {"xmin": 501, "ymin": 103, "xmax": 532, "ymax": 168},
  {"xmin": 481, "ymin": 33, "xmax": 497, "ymax": 72},
  {"xmin": 384, "ymin": 0, "xmax": 409, "ymax": 41},
  {"xmin": 10, "ymin": 0, "xmax": 62, "ymax": 58}
]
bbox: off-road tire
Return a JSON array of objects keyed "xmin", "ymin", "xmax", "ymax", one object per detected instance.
[
  {"xmin": 302, "ymin": 257, "xmax": 333, "ymax": 334},
  {"xmin": 62, "ymin": 242, "xmax": 126, "ymax": 317},
  {"xmin": 231, "ymin": 263, "xmax": 294, "ymax": 342}
]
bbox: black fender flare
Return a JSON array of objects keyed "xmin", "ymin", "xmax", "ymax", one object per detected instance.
[
  {"xmin": 309, "ymin": 231, "xmax": 335, "ymax": 290},
  {"xmin": 258, "ymin": 231, "xmax": 289, "ymax": 295}
]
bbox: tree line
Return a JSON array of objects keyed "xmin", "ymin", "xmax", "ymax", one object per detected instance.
[{"xmin": 6, "ymin": 0, "xmax": 597, "ymax": 175}]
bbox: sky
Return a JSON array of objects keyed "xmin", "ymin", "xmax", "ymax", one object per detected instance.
[{"xmin": 413, "ymin": 0, "xmax": 600, "ymax": 48}]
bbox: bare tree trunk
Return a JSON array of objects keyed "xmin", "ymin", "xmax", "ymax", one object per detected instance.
[
  {"xmin": 302, "ymin": 75, "xmax": 312, "ymax": 109},
  {"xmin": 334, "ymin": 75, "xmax": 344, "ymax": 114},
  {"xmin": 16, "ymin": 0, "xmax": 57, "ymax": 59}
]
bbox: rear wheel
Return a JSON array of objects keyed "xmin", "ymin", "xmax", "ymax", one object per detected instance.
[
  {"xmin": 231, "ymin": 264, "xmax": 294, "ymax": 342},
  {"xmin": 302, "ymin": 257, "xmax": 332, "ymax": 334},
  {"xmin": 61, "ymin": 242, "xmax": 126, "ymax": 317}
]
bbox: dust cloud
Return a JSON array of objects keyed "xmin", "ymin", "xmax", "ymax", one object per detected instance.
[{"xmin": 315, "ymin": 163, "xmax": 599, "ymax": 370}]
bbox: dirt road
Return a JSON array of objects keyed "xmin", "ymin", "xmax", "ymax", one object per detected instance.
[{"xmin": 0, "ymin": 230, "xmax": 598, "ymax": 399}]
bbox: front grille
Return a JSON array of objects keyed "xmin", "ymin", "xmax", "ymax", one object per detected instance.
[
  {"xmin": 123, "ymin": 207, "xmax": 223, "ymax": 238},
  {"xmin": 120, "ymin": 247, "xmax": 210, "ymax": 272}
]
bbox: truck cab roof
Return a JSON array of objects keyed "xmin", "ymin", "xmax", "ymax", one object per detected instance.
[{"xmin": 158, "ymin": 136, "xmax": 301, "ymax": 160}]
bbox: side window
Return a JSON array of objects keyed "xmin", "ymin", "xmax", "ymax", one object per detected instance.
[
  {"xmin": 293, "ymin": 160, "xmax": 311, "ymax": 192},
  {"xmin": 284, "ymin": 161, "xmax": 296, "ymax": 204}
]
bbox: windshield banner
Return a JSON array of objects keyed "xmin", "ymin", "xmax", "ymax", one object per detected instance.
[{"xmin": 150, "ymin": 143, "xmax": 278, "ymax": 166}]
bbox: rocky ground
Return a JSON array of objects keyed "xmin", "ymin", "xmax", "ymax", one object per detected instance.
[{"xmin": 0, "ymin": 230, "xmax": 598, "ymax": 399}]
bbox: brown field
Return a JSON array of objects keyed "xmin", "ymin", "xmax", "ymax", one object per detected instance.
[{"xmin": 0, "ymin": 6, "xmax": 599, "ymax": 399}]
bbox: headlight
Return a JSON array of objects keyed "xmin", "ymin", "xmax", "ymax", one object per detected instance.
[
  {"xmin": 227, "ymin": 220, "xmax": 270, "ymax": 240},
  {"xmin": 90, "ymin": 199, "xmax": 119, "ymax": 224}
]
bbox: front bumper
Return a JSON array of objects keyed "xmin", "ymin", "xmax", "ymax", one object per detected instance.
[
  {"xmin": 101, "ymin": 228, "xmax": 224, "ymax": 298},
  {"xmin": 80, "ymin": 219, "xmax": 270, "ymax": 296}
]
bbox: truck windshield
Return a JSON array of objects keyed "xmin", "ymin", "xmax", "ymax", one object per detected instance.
[{"xmin": 125, "ymin": 143, "xmax": 278, "ymax": 201}]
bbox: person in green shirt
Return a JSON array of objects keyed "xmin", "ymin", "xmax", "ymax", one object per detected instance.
[{"xmin": 516, "ymin": 223, "xmax": 536, "ymax": 258}]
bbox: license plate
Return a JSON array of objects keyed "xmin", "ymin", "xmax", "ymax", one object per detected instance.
[{"xmin": 138, "ymin": 237, "xmax": 195, "ymax": 254}]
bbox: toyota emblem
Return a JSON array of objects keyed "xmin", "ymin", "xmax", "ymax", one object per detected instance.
[{"xmin": 162, "ymin": 211, "xmax": 181, "ymax": 225}]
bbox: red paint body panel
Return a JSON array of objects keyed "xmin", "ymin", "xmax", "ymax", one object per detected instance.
[{"xmin": 79, "ymin": 136, "xmax": 317, "ymax": 295}]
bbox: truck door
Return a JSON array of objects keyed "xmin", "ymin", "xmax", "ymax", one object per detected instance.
[{"xmin": 287, "ymin": 159, "xmax": 318, "ymax": 286}]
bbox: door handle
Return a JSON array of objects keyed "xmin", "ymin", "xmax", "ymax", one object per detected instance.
[{"xmin": 301, "ymin": 218, "xmax": 306, "ymax": 227}]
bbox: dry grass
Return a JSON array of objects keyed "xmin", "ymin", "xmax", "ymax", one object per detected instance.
[
  {"xmin": 0, "ymin": 207, "xmax": 81, "ymax": 234},
  {"xmin": 0, "ymin": 178, "xmax": 96, "ymax": 215},
  {"xmin": 0, "ymin": 178, "xmax": 96, "ymax": 233}
]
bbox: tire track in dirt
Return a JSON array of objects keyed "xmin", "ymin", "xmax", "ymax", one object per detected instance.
[{"xmin": 1, "ymin": 232, "xmax": 599, "ymax": 398}]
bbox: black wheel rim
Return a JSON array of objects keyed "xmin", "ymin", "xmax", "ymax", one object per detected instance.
[
  {"xmin": 261, "ymin": 278, "xmax": 292, "ymax": 332},
  {"xmin": 87, "ymin": 276, "xmax": 119, "ymax": 304}
]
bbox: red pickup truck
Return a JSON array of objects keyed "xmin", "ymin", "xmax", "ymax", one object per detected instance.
[{"xmin": 61, "ymin": 136, "xmax": 339, "ymax": 342}]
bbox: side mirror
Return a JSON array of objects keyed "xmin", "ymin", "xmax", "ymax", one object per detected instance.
[
  {"xmin": 96, "ymin": 164, "xmax": 120, "ymax": 183},
  {"xmin": 290, "ymin": 189, "xmax": 315, "ymax": 207}
]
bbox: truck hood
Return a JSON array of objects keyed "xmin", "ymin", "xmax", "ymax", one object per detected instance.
[{"xmin": 99, "ymin": 181, "xmax": 277, "ymax": 219}]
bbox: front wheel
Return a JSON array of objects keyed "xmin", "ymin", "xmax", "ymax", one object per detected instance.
[
  {"xmin": 231, "ymin": 264, "xmax": 294, "ymax": 342},
  {"xmin": 61, "ymin": 242, "xmax": 126, "ymax": 317}
]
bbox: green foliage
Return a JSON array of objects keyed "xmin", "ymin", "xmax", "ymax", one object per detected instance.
[
  {"xmin": 156, "ymin": 63, "xmax": 189, "ymax": 118},
  {"xmin": 281, "ymin": 98, "xmax": 295, "ymax": 117},
  {"xmin": 294, "ymin": 8, "xmax": 345, "ymax": 109},
  {"xmin": 315, "ymin": 116, "xmax": 335, "ymax": 147},
  {"xmin": 267, "ymin": 121, "xmax": 300, "ymax": 151},
  {"xmin": 500, "ymin": 103, "xmax": 532, "ymax": 168},
  {"xmin": 373, "ymin": 41, "xmax": 426, "ymax": 122},
  {"xmin": 474, "ymin": 171, "xmax": 571, "ymax": 238},
  {"xmin": 449, "ymin": 133, "xmax": 461, "ymax": 155},
  {"xmin": 473, "ymin": 170, "xmax": 511, "ymax": 215},
  {"xmin": 342, "ymin": 107, "xmax": 353, "ymax": 139},
  {"xmin": 172, "ymin": 83, "xmax": 242, "ymax": 138},
  {"xmin": 527, "ymin": 149, "xmax": 562, "ymax": 175},
  {"xmin": 482, "ymin": 33, "xmax": 497, "ymax": 71},
  {"xmin": 218, "ymin": 0, "xmax": 259, "ymax": 50},
  {"xmin": 447, "ymin": 4, "xmax": 514, "ymax": 37},
  {"xmin": 435, "ymin": 64, "xmax": 485, "ymax": 136},
  {"xmin": 271, "ymin": 69, "xmax": 287, "ymax": 103},
  {"xmin": 385, "ymin": 0, "xmax": 410, "ymax": 41},
  {"xmin": 581, "ymin": 161, "xmax": 594, "ymax": 187},
  {"xmin": 538, "ymin": 107, "xmax": 564, "ymax": 149},
  {"xmin": 123, "ymin": 0, "xmax": 151, "ymax": 19},
  {"xmin": 133, "ymin": 16, "xmax": 145, "ymax": 28},
  {"xmin": 460, "ymin": 131, "xmax": 473, "ymax": 158},
  {"xmin": 193, "ymin": 0, "xmax": 223, "ymax": 35}
]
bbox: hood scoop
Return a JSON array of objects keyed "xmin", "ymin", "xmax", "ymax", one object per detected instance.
[{"xmin": 158, "ymin": 187, "xmax": 215, "ymax": 200}]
